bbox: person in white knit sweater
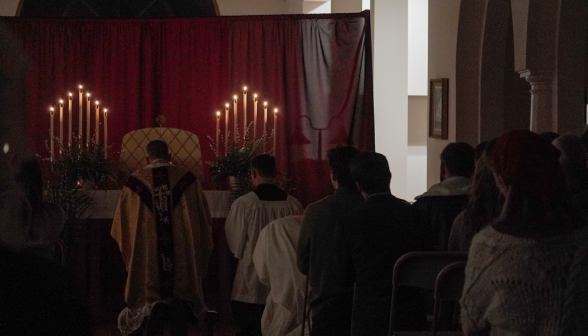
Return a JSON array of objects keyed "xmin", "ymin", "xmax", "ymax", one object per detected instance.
[{"xmin": 460, "ymin": 130, "xmax": 588, "ymax": 336}]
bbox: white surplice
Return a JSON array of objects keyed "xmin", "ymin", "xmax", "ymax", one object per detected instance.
[
  {"xmin": 225, "ymin": 191, "xmax": 303, "ymax": 304},
  {"xmin": 253, "ymin": 216, "xmax": 307, "ymax": 336}
]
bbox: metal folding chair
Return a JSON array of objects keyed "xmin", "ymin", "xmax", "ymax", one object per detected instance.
[
  {"xmin": 388, "ymin": 252, "xmax": 467, "ymax": 336},
  {"xmin": 432, "ymin": 262, "xmax": 466, "ymax": 336}
]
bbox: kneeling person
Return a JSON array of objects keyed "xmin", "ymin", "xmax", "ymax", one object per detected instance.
[
  {"xmin": 226, "ymin": 154, "xmax": 304, "ymax": 336},
  {"xmin": 111, "ymin": 140, "xmax": 213, "ymax": 336},
  {"xmin": 253, "ymin": 216, "xmax": 307, "ymax": 336}
]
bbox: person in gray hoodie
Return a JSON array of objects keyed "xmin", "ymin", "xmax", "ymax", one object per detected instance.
[{"xmin": 413, "ymin": 142, "xmax": 475, "ymax": 251}]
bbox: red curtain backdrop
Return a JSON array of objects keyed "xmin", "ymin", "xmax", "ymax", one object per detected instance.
[{"xmin": 0, "ymin": 12, "xmax": 373, "ymax": 206}]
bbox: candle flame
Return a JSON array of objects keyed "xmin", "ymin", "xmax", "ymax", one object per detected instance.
[
  {"xmin": 233, "ymin": 95, "xmax": 237, "ymax": 100},
  {"xmin": 59, "ymin": 99, "xmax": 63, "ymax": 104},
  {"xmin": 104, "ymin": 108, "xmax": 108, "ymax": 115},
  {"xmin": 95, "ymin": 101, "xmax": 99, "ymax": 105},
  {"xmin": 69, "ymin": 92, "xmax": 73, "ymax": 96},
  {"xmin": 243, "ymin": 86, "xmax": 247, "ymax": 91},
  {"xmin": 264, "ymin": 102, "xmax": 268, "ymax": 106},
  {"xmin": 87, "ymin": 93, "xmax": 90, "ymax": 97},
  {"xmin": 225, "ymin": 103, "xmax": 229, "ymax": 108},
  {"xmin": 50, "ymin": 107, "xmax": 54, "ymax": 111},
  {"xmin": 79, "ymin": 85, "xmax": 83, "ymax": 89},
  {"xmin": 216, "ymin": 111, "xmax": 221, "ymax": 117},
  {"xmin": 254, "ymin": 94, "xmax": 257, "ymax": 98},
  {"xmin": 274, "ymin": 108, "xmax": 278, "ymax": 113}
]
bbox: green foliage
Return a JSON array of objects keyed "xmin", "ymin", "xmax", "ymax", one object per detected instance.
[
  {"xmin": 41, "ymin": 133, "xmax": 116, "ymax": 259},
  {"xmin": 207, "ymin": 123, "xmax": 271, "ymax": 199},
  {"xmin": 45, "ymin": 134, "xmax": 116, "ymax": 191}
]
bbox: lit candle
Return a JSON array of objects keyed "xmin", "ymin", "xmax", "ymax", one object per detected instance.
[
  {"xmin": 59, "ymin": 99, "xmax": 64, "ymax": 150},
  {"xmin": 263, "ymin": 102, "xmax": 268, "ymax": 137},
  {"xmin": 104, "ymin": 109, "xmax": 108, "ymax": 156},
  {"xmin": 243, "ymin": 87, "xmax": 247, "ymax": 138},
  {"xmin": 79, "ymin": 85, "xmax": 83, "ymax": 141},
  {"xmin": 225, "ymin": 103, "xmax": 230, "ymax": 148},
  {"xmin": 216, "ymin": 111, "xmax": 221, "ymax": 155},
  {"xmin": 86, "ymin": 93, "xmax": 91, "ymax": 146},
  {"xmin": 233, "ymin": 95, "xmax": 238, "ymax": 142},
  {"xmin": 50, "ymin": 107, "xmax": 54, "ymax": 159},
  {"xmin": 253, "ymin": 94, "xmax": 258, "ymax": 138},
  {"xmin": 68, "ymin": 93, "xmax": 73, "ymax": 146},
  {"xmin": 95, "ymin": 101, "xmax": 100, "ymax": 144},
  {"xmin": 273, "ymin": 108, "xmax": 278, "ymax": 154}
]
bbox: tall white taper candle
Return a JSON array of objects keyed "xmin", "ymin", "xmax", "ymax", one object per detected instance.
[
  {"xmin": 243, "ymin": 87, "xmax": 247, "ymax": 137},
  {"xmin": 59, "ymin": 100, "xmax": 64, "ymax": 150},
  {"xmin": 79, "ymin": 85, "xmax": 83, "ymax": 142},
  {"xmin": 225, "ymin": 103, "xmax": 230, "ymax": 149},
  {"xmin": 216, "ymin": 111, "xmax": 220, "ymax": 155},
  {"xmin": 273, "ymin": 108, "xmax": 278, "ymax": 153},
  {"xmin": 50, "ymin": 107, "xmax": 54, "ymax": 159},
  {"xmin": 263, "ymin": 102, "xmax": 268, "ymax": 137},
  {"xmin": 86, "ymin": 93, "xmax": 91, "ymax": 146},
  {"xmin": 104, "ymin": 109, "xmax": 108, "ymax": 156},
  {"xmin": 95, "ymin": 101, "xmax": 100, "ymax": 144},
  {"xmin": 68, "ymin": 93, "xmax": 73, "ymax": 146},
  {"xmin": 233, "ymin": 95, "xmax": 238, "ymax": 143},
  {"xmin": 253, "ymin": 94, "xmax": 258, "ymax": 138}
]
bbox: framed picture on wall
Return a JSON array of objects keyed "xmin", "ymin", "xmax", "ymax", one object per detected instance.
[{"xmin": 429, "ymin": 78, "xmax": 449, "ymax": 139}]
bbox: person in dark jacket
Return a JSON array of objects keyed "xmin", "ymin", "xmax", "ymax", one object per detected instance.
[
  {"xmin": 332, "ymin": 152, "xmax": 432, "ymax": 336},
  {"xmin": 413, "ymin": 142, "xmax": 475, "ymax": 250},
  {"xmin": 296, "ymin": 145, "xmax": 364, "ymax": 336}
]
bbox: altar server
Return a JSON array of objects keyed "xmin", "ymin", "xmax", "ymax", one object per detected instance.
[
  {"xmin": 253, "ymin": 215, "xmax": 306, "ymax": 336},
  {"xmin": 111, "ymin": 140, "xmax": 213, "ymax": 336},
  {"xmin": 226, "ymin": 154, "xmax": 303, "ymax": 336}
]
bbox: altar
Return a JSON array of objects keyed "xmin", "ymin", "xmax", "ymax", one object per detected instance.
[{"xmin": 76, "ymin": 189, "xmax": 237, "ymax": 324}]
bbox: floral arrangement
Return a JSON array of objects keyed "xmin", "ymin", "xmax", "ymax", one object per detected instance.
[
  {"xmin": 40, "ymin": 132, "xmax": 117, "ymax": 259},
  {"xmin": 207, "ymin": 123, "xmax": 272, "ymax": 199},
  {"xmin": 43, "ymin": 134, "xmax": 116, "ymax": 191}
]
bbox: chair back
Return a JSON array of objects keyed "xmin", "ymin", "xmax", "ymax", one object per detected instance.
[
  {"xmin": 432, "ymin": 261, "xmax": 467, "ymax": 335},
  {"xmin": 389, "ymin": 252, "xmax": 467, "ymax": 335},
  {"xmin": 54, "ymin": 239, "xmax": 67, "ymax": 266},
  {"xmin": 434, "ymin": 261, "xmax": 466, "ymax": 301}
]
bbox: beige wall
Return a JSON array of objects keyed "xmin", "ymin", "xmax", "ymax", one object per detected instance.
[
  {"xmin": 332, "ymin": 0, "xmax": 361, "ymax": 13},
  {"xmin": 216, "ymin": 0, "xmax": 290, "ymax": 15},
  {"xmin": 427, "ymin": 0, "xmax": 460, "ymax": 188},
  {"xmin": 0, "ymin": 0, "xmax": 19, "ymax": 16},
  {"xmin": 407, "ymin": 96, "xmax": 427, "ymax": 200}
]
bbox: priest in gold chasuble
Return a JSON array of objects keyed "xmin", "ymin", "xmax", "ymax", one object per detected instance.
[{"xmin": 111, "ymin": 140, "xmax": 213, "ymax": 336}]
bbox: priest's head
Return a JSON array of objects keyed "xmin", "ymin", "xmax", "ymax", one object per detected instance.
[
  {"xmin": 250, "ymin": 154, "xmax": 277, "ymax": 187},
  {"xmin": 350, "ymin": 152, "xmax": 391, "ymax": 199},
  {"xmin": 146, "ymin": 140, "xmax": 171, "ymax": 164}
]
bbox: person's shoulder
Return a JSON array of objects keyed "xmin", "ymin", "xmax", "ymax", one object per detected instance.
[
  {"xmin": 306, "ymin": 195, "xmax": 332, "ymax": 209},
  {"xmin": 286, "ymin": 194, "xmax": 303, "ymax": 207},
  {"xmin": 468, "ymin": 226, "xmax": 505, "ymax": 254},
  {"xmin": 231, "ymin": 191, "xmax": 258, "ymax": 206},
  {"xmin": 168, "ymin": 164, "xmax": 191, "ymax": 175}
]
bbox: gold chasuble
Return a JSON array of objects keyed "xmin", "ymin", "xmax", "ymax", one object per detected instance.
[{"xmin": 111, "ymin": 161, "xmax": 213, "ymax": 336}]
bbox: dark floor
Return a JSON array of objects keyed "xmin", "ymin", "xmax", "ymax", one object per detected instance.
[{"xmin": 94, "ymin": 322, "xmax": 238, "ymax": 336}]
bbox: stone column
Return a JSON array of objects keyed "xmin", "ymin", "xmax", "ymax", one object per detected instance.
[{"xmin": 519, "ymin": 69, "xmax": 555, "ymax": 133}]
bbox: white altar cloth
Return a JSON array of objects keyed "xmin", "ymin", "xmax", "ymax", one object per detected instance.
[{"xmin": 83, "ymin": 190, "xmax": 232, "ymax": 219}]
